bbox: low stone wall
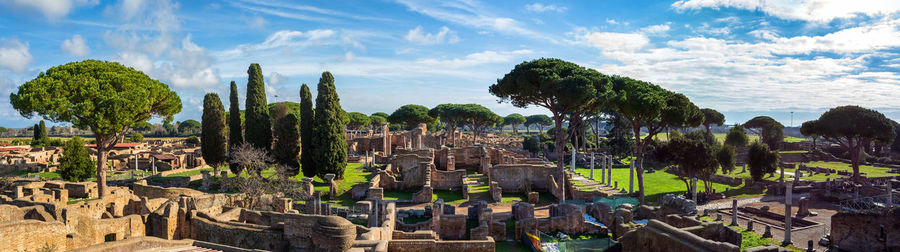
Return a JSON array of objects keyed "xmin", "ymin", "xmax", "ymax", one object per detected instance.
[
  {"xmin": 0, "ymin": 219, "xmax": 67, "ymax": 251},
  {"xmin": 708, "ymin": 174, "xmax": 743, "ymax": 187},
  {"xmin": 387, "ymin": 237, "xmax": 495, "ymax": 252},
  {"xmin": 132, "ymin": 181, "xmax": 205, "ymax": 199},
  {"xmin": 831, "ymin": 208, "xmax": 900, "ymax": 251},
  {"xmin": 68, "ymin": 236, "xmax": 195, "ymax": 252},
  {"xmin": 189, "ymin": 212, "xmax": 287, "ymax": 251},
  {"xmin": 490, "ymin": 164, "xmax": 556, "ymax": 193},
  {"xmin": 431, "ymin": 169, "xmax": 465, "ymax": 190}
]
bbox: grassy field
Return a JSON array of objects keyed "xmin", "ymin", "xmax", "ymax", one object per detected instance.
[
  {"xmin": 641, "ymin": 133, "xmax": 808, "ymax": 144},
  {"xmin": 164, "ymin": 167, "xmax": 215, "ymax": 177},
  {"xmin": 717, "ymin": 161, "xmax": 896, "ymax": 182},
  {"xmin": 574, "ymin": 165, "xmax": 765, "ymax": 203}
]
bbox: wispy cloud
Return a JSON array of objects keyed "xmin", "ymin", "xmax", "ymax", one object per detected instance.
[
  {"xmin": 672, "ymin": 0, "xmax": 900, "ymax": 22},
  {"xmin": 525, "ymin": 3, "xmax": 566, "ymax": 13},
  {"xmin": 394, "ymin": 0, "xmax": 553, "ymax": 42},
  {"xmin": 0, "ymin": 38, "xmax": 32, "ymax": 72},
  {"xmin": 405, "ymin": 26, "xmax": 460, "ymax": 45}
]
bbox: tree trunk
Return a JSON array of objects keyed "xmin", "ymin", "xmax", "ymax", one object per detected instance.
[
  {"xmin": 632, "ymin": 126, "xmax": 646, "ymax": 205},
  {"xmin": 96, "ymin": 145, "xmax": 109, "ymax": 198},
  {"xmin": 553, "ymin": 115, "xmax": 566, "ymax": 202},
  {"xmin": 850, "ymin": 139, "xmax": 861, "ymax": 182}
]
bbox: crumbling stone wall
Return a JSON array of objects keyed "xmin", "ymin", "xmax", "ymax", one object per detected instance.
[
  {"xmin": 618, "ymin": 219, "xmax": 740, "ymax": 252},
  {"xmin": 490, "ymin": 164, "xmax": 556, "ymax": 193},
  {"xmin": 831, "ymin": 208, "xmax": 900, "ymax": 251},
  {"xmin": 0, "ymin": 219, "xmax": 67, "ymax": 251},
  {"xmin": 133, "ymin": 181, "xmax": 205, "ymax": 199}
]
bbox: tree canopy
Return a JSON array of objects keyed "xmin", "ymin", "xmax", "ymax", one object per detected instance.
[
  {"xmin": 525, "ymin": 114, "xmax": 552, "ymax": 133},
  {"xmin": 663, "ymin": 130, "xmax": 719, "ymax": 197},
  {"xmin": 178, "ymin": 119, "xmax": 201, "ymax": 135},
  {"xmin": 608, "ymin": 76, "xmax": 702, "ymax": 204},
  {"xmin": 347, "ymin": 112, "xmax": 371, "ymax": 131},
  {"xmin": 245, "ymin": 63, "xmax": 272, "ymax": 151},
  {"xmin": 700, "ymin": 108, "xmax": 725, "ymax": 135},
  {"xmin": 202, "ymin": 93, "xmax": 227, "ymax": 168},
  {"xmin": 389, "ymin": 104, "xmax": 434, "ymax": 129},
  {"xmin": 747, "ymin": 141, "xmax": 779, "ymax": 182},
  {"xmin": 311, "ymin": 72, "xmax": 348, "ymax": 179},
  {"xmin": 460, "ymin": 104, "xmax": 502, "ymax": 144},
  {"xmin": 490, "ymin": 58, "xmax": 612, "ymax": 202},
  {"xmin": 503, "ymin": 113, "xmax": 526, "ymax": 134},
  {"xmin": 744, "ymin": 116, "xmax": 784, "ymax": 149},
  {"xmin": 724, "ymin": 125, "xmax": 749, "ymax": 147},
  {"xmin": 299, "ymin": 83, "xmax": 316, "ymax": 178},
  {"xmin": 10, "ymin": 59, "xmax": 182, "ymax": 197},
  {"xmin": 429, "ymin": 104, "xmax": 468, "ymax": 145},
  {"xmin": 228, "ymin": 81, "xmax": 243, "ymax": 167},
  {"xmin": 800, "ymin": 106, "xmax": 895, "ymax": 180},
  {"xmin": 370, "ymin": 115, "xmax": 387, "ymax": 126}
]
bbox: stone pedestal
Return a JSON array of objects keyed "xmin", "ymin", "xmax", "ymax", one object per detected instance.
[
  {"xmin": 527, "ymin": 191, "xmax": 539, "ymax": 204},
  {"xmin": 747, "ymin": 219, "xmax": 754, "ymax": 231},
  {"xmin": 763, "ymin": 225, "xmax": 772, "ymax": 238},
  {"xmin": 325, "ymin": 173, "xmax": 337, "ymax": 197},
  {"xmin": 731, "ymin": 198, "xmax": 738, "ymax": 226},
  {"xmin": 201, "ymin": 171, "xmax": 211, "ymax": 189},
  {"xmin": 797, "ymin": 197, "xmax": 810, "ymax": 217}
]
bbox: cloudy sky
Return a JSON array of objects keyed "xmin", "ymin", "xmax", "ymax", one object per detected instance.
[{"xmin": 1, "ymin": 0, "xmax": 899, "ymax": 128}]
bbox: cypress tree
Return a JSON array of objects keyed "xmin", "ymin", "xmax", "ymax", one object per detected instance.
[
  {"xmin": 228, "ymin": 81, "xmax": 244, "ymax": 174},
  {"xmin": 32, "ymin": 123, "xmax": 41, "ymax": 145},
  {"xmin": 299, "ymin": 84, "xmax": 316, "ymax": 177},
  {"xmin": 312, "ymin": 72, "xmax": 347, "ymax": 179},
  {"xmin": 202, "ymin": 93, "xmax": 227, "ymax": 168},
  {"xmin": 244, "ymin": 64, "xmax": 272, "ymax": 151},
  {"xmin": 274, "ymin": 113, "xmax": 301, "ymax": 175}
]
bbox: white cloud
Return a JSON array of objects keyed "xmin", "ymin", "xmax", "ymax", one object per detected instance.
[
  {"xmin": 640, "ymin": 24, "xmax": 671, "ymax": 37},
  {"xmin": 415, "ymin": 49, "xmax": 533, "ymax": 68},
  {"xmin": 267, "ymin": 72, "xmax": 286, "ymax": 85},
  {"xmin": 395, "ymin": 0, "xmax": 551, "ymax": 42},
  {"xmin": 569, "ymin": 28, "xmax": 649, "ymax": 53},
  {"xmin": 525, "ymin": 3, "xmax": 566, "ymax": 13},
  {"xmin": 695, "ymin": 22, "xmax": 731, "ymax": 36},
  {"xmin": 103, "ymin": 1, "xmax": 220, "ymax": 89},
  {"xmin": 61, "ymin": 34, "xmax": 90, "ymax": 57},
  {"xmin": 672, "ymin": 0, "xmax": 900, "ymax": 22},
  {"xmin": 0, "ymin": 38, "xmax": 33, "ymax": 72},
  {"xmin": 404, "ymin": 26, "xmax": 460, "ymax": 45},
  {"xmin": 343, "ymin": 51, "xmax": 355, "ymax": 62},
  {"xmin": 590, "ymin": 19, "xmax": 900, "ymax": 112},
  {"xmin": 606, "ymin": 19, "xmax": 618, "ymax": 24},
  {"xmin": 0, "ymin": 0, "xmax": 98, "ymax": 20},
  {"xmin": 219, "ymin": 30, "xmax": 338, "ymax": 59}
]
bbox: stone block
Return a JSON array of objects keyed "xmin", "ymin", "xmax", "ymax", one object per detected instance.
[
  {"xmin": 512, "ymin": 202, "xmax": 534, "ymax": 220},
  {"xmin": 527, "ymin": 191, "xmax": 539, "ymax": 204}
]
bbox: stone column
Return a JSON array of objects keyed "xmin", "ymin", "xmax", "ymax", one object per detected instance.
[
  {"xmin": 600, "ymin": 155, "xmax": 605, "ymax": 184},
  {"xmin": 134, "ymin": 154, "xmax": 139, "ymax": 171},
  {"xmin": 571, "ymin": 148, "xmax": 576, "ymax": 172},
  {"xmin": 590, "ymin": 153, "xmax": 595, "ymax": 180},
  {"xmin": 731, "ymin": 198, "xmax": 738, "ymax": 226},
  {"xmin": 784, "ymin": 182, "xmax": 793, "ymax": 245},
  {"xmin": 887, "ymin": 181, "xmax": 893, "ymax": 207},
  {"xmin": 383, "ymin": 124, "xmax": 391, "ymax": 156},
  {"xmin": 607, "ymin": 157, "xmax": 612, "ymax": 186},
  {"xmin": 691, "ymin": 177, "xmax": 698, "ymax": 202},
  {"xmin": 201, "ymin": 171, "xmax": 211, "ymax": 189},
  {"xmin": 152, "ymin": 156, "xmax": 157, "ymax": 174},
  {"xmin": 629, "ymin": 161, "xmax": 634, "ymax": 194}
]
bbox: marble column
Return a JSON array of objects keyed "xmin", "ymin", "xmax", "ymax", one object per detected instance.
[
  {"xmin": 731, "ymin": 198, "xmax": 738, "ymax": 226},
  {"xmin": 784, "ymin": 182, "xmax": 793, "ymax": 245},
  {"xmin": 629, "ymin": 161, "xmax": 634, "ymax": 194},
  {"xmin": 590, "ymin": 153, "xmax": 595, "ymax": 180}
]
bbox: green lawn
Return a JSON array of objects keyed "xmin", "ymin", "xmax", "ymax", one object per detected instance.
[
  {"xmin": 783, "ymin": 136, "xmax": 809, "ymax": 143},
  {"xmin": 574, "ymin": 166, "xmax": 764, "ymax": 203},
  {"xmin": 164, "ymin": 167, "xmax": 214, "ymax": 177},
  {"xmin": 642, "ymin": 132, "xmax": 807, "ymax": 144}
]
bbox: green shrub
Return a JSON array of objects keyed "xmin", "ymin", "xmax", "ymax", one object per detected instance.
[{"xmin": 58, "ymin": 137, "xmax": 94, "ymax": 182}]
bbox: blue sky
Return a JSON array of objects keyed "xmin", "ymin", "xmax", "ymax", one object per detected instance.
[{"xmin": 1, "ymin": 0, "xmax": 899, "ymax": 128}]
